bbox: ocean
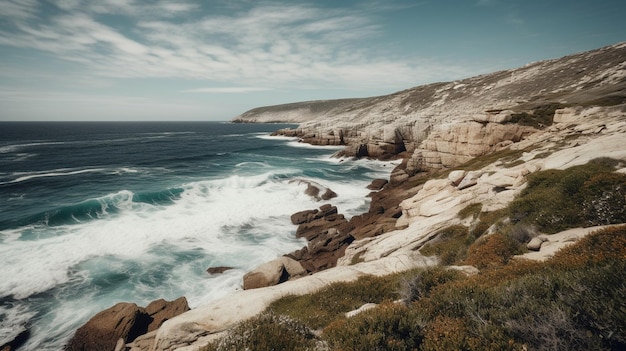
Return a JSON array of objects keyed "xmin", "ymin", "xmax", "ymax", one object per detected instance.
[{"xmin": 0, "ymin": 122, "xmax": 397, "ymax": 350}]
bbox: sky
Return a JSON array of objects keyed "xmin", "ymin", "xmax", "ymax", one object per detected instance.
[{"xmin": 0, "ymin": 0, "xmax": 624, "ymax": 121}]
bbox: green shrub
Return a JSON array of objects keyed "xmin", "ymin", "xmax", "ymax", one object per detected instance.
[
  {"xmin": 458, "ymin": 203, "xmax": 483, "ymax": 220},
  {"xmin": 399, "ymin": 267, "xmax": 465, "ymax": 302},
  {"xmin": 201, "ymin": 312, "xmax": 318, "ymax": 351},
  {"xmin": 464, "ymin": 233, "xmax": 522, "ymax": 270},
  {"xmin": 269, "ymin": 274, "xmax": 402, "ymax": 329},
  {"xmin": 508, "ymin": 103, "xmax": 563, "ymax": 129},
  {"xmin": 420, "ymin": 225, "xmax": 473, "ymax": 265},
  {"xmin": 509, "ymin": 158, "xmax": 625, "ymax": 232},
  {"xmin": 323, "ymin": 302, "xmax": 425, "ymax": 351}
]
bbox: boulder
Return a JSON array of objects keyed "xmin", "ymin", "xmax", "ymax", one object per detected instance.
[
  {"xmin": 448, "ymin": 170, "xmax": 466, "ymax": 186},
  {"xmin": 65, "ymin": 302, "xmax": 150, "ymax": 351},
  {"xmin": 243, "ymin": 257, "xmax": 307, "ymax": 290},
  {"xmin": 66, "ymin": 298, "xmax": 189, "ymax": 351},
  {"xmin": 527, "ymin": 235, "xmax": 549, "ymax": 251}
]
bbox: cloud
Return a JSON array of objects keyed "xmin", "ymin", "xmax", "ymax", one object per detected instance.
[
  {"xmin": 180, "ymin": 87, "xmax": 273, "ymax": 93},
  {"xmin": 0, "ymin": 1, "xmax": 475, "ymax": 94}
]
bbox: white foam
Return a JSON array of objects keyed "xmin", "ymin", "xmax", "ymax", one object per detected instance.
[
  {"xmin": 255, "ymin": 134, "xmax": 299, "ymax": 141},
  {"xmin": 286, "ymin": 140, "xmax": 345, "ymax": 150},
  {"xmin": 6, "ymin": 167, "xmax": 143, "ymax": 184},
  {"xmin": 0, "ymin": 303, "xmax": 35, "ymax": 346}
]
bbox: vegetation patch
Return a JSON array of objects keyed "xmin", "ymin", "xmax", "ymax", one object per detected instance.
[
  {"xmin": 420, "ymin": 225, "xmax": 473, "ymax": 266},
  {"xmin": 458, "ymin": 203, "xmax": 483, "ymax": 220},
  {"xmin": 201, "ymin": 312, "xmax": 318, "ymax": 351},
  {"xmin": 453, "ymin": 147, "xmax": 527, "ymax": 172},
  {"xmin": 268, "ymin": 274, "xmax": 406, "ymax": 329},
  {"xmin": 507, "ymin": 103, "xmax": 564, "ymax": 129},
  {"xmin": 508, "ymin": 158, "xmax": 626, "ymax": 232}
]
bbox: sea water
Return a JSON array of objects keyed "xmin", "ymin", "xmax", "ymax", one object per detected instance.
[{"xmin": 0, "ymin": 122, "xmax": 398, "ymax": 350}]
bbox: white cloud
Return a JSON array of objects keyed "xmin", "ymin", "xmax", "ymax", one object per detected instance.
[{"xmin": 0, "ymin": 1, "xmax": 476, "ymax": 94}]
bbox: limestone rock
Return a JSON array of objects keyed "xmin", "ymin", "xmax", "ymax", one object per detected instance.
[
  {"xmin": 457, "ymin": 171, "xmax": 482, "ymax": 190},
  {"xmin": 243, "ymin": 257, "xmax": 307, "ymax": 290},
  {"xmin": 345, "ymin": 303, "xmax": 378, "ymax": 318},
  {"xmin": 448, "ymin": 170, "xmax": 466, "ymax": 186}
]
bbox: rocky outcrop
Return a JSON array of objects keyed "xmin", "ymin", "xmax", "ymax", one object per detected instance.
[
  {"xmin": 287, "ymin": 204, "xmax": 355, "ymax": 273},
  {"xmin": 65, "ymin": 297, "xmax": 189, "ymax": 351}
]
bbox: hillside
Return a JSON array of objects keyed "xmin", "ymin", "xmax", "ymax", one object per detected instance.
[{"xmin": 66, "ymin": 42, "xmax": 626, "ymax": 351}]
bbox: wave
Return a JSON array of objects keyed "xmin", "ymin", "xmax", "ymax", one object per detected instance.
[
  {"xmin": 285, "ymin": 140, "xmax": 345, "ymax": 150},
  {"xmin": 15, "ymin": 188, "xmax": 184, "ymax": 229},
  {"xmin": 255, "ymin": 134, "xmax": 298, "ymax": 141},
  {"xmin": 3, "ymin": 167, "xmax": 142, "ymax": 184},
  {"xmin": 0, "ymin": 141, "xmax": 69, "ymax": 154},
  {"xmin": 0, "ymin": 302, "xmax": 36, "ymax": 347}
]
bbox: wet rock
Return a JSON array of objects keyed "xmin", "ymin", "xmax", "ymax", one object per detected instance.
[
  {"xmin": 206, "ymin": 266, "xmax": 234, "ymax": 274},
  {"xmin": 1, "ymin": 328, "xmax": 30, "ymax": 351},
  {"xmin": 367, "ymin": 178, "xmax": 388, "ymax": 190}
]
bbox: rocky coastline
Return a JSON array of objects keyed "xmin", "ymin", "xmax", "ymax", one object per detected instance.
[{"xmin": 59, "ymin": 42, "xmax": 626, "ymax": 351}]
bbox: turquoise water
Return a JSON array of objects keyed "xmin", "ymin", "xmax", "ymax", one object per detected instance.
[{"xmin": 0, "ymin": 122, "xmax": 397, "ymax": 350}]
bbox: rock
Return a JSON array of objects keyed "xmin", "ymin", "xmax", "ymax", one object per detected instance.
[
  {"xmin": 290, "ymin": 209, "xmax": 319, "ymax": 225},
  {"xmin": 66, "ymin": 298, "xmax": 189, "ymax": 351},
  {"xmin": 526, "ymin": 236, "xmax": 546, "ymax": 251},
  {"xmin": 206, "ymin": 266, "xmax": 234, "ymax": 274},
  {"xmin": 243, "ymin": 257, "xmax": 307, "ymax": 290},
  {"xmin": 367, "ymin": 178, "xmax": 388, "ymax": 190},
  {"xmin": 0, "ymin": 328, "xmax": 30, "ymax": 351},
  {"xmin": 290, "ymin": 179, "xmax": 338, "ymax": 201},
  {"xmin": 448, "ymin": 170, "xmax": 466, "ymax": 186},
  {"xmin": 345, "ymin": 303, "xmax": 378, "ymax": 318},
  {"xmin": 145, "ymin": 297, "xmax": 190, "ymax": 332},
  {"xmin": 65, "ymin": 302, "xmax": 151, "ymax": 351},
  {"xmin": 457, "ymin": 171, "xmax": 482, "ymax": 190}
]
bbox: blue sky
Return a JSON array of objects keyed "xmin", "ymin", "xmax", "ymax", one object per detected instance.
[{"xmin": 0, "ymin": 0, "xmax": 624, "ymax": 121}]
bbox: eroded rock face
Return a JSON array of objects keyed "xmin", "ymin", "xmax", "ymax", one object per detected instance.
[{"xmin": 65, "ymin": 298, "xmax": 189, "ymax": 351}]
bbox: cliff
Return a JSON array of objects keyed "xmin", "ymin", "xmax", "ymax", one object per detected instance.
[
  {"xmin": 234, "ymin": 42, "xmax": 626, "ymax": 171},
  {"xmin": 76, "ymin": 42, "xmax": 626, "ymax": 351}
]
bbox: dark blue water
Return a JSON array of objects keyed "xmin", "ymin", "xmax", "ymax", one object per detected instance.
[{"xmin": 0, "ymin": 122, "xmax": 397, "ymax": 350}]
